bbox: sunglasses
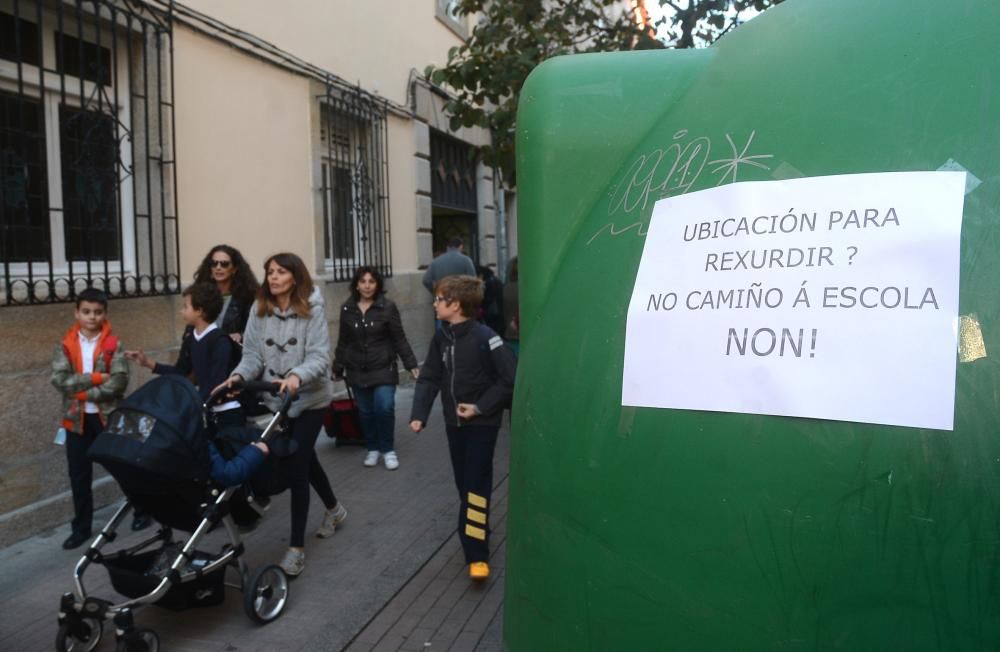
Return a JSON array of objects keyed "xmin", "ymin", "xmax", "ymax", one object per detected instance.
[{"xmin": 210, "ymin": 259, "xmax": 232, "ymax": 269}]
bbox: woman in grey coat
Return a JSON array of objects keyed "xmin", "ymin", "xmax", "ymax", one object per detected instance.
[{"xmin": 222, "ymin": 252, "xmax": 345, "ymax": 577}]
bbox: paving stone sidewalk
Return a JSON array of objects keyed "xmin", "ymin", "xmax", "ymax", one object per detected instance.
[{"xmin": 0, "ymin": 387, "xmax": 508, "ymax": 651}]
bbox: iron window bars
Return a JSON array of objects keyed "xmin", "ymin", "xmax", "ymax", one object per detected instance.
[
  {"xmin": 320, "ymin": 83, "xmax": 391, "ymax": 283},
  {"xmin": 0, "ymin": 0, "xmax": 179, "ymax": 306}
]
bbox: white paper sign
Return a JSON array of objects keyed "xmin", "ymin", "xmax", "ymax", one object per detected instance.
[{"xmin": 622, "ymin": 171, "xmax": 966, "ymax": 430}]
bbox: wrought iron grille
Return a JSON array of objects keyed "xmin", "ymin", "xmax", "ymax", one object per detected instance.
[
  {"xmin": 429, "ymin": 129, "xmax": 479, "ymax": 261},
  {"xmin": 0, "ymin": 0, "xmax": 179, "ymax": 306},
  {"xmin": 320, "ymin": 84, "xmax": 391, "ymax": 282},
  {"xmin": 430, "ymin": 129, "xmax": 477, "ymax": 214}
]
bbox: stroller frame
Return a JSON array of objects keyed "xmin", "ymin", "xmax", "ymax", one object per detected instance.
[{"xmin": 56, "ymin": 382, "xmax": 293, "ymax": 652}]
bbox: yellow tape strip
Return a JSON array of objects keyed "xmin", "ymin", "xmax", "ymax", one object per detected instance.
[
  {"xmin": 465, "ymin": 524, "xmax": 486, "ymax": 540},
  {"xmin": 467, "ymin": 492, "xmax": 487, "ymax": 508},
  {"xmin": 959, "ymin": 314, "xmax": 988, "ymax": 363},
  {"xmin": 466, "ymin": 508, "xmax": 487, "ymax": 525}
]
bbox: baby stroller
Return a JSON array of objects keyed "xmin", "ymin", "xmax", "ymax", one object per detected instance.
[{"xmin": 55, "ymin": 376, "xmax": 293, "ymax": 652}]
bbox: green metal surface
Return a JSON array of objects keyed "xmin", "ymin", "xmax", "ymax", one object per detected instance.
[{"xmin": 505, "ymin": 0, "xmax": 1000, "ymax": 649}]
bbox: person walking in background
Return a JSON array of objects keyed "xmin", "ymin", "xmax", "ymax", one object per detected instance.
[
  {"xmin": 50, "ymin": 288, "xmax": 144, "ymax": 549},
  {"xmin": 333, "ymin": 266, "xmax": 420, "ymax": 470},
  {"xmin": 476, "ymin": 265, "xmax": 505, "ymax": 336},
  {"xmin": 502, "ymin": 257, "xmax": 519, "ymax": 356},
  {"xmin": 409, "ymin": 276, "xmax": 517, "ymax": 581},
  {"xmin": 422, "ymin": 237, "xmax": 475, "ymax": 295},
  {"xmin": 192, "ymin": 244, "xmax": 260, "ymax": 344},
  {"xmin": 218, "ymin": 252, "xmax": 346, "ymax": 577}
]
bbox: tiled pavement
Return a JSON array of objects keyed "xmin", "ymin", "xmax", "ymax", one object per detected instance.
[{"xmin": 0, "ymin": 387, "xmax": 508, "ymax": 651}]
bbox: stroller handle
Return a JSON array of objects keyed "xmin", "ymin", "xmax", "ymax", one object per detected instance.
[{"xmin": 205, "ymin": 379, "xmax": 296, "ymax": 415}]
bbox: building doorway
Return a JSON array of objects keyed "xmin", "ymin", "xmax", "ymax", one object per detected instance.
[{"xmin": 430, "ymin": 130, "xmax": 478, "ymax": 263}]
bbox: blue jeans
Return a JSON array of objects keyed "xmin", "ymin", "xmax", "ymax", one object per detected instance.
[{"xmin": 352, "ymin": 384, "xmax": 397, "ymax": 453}]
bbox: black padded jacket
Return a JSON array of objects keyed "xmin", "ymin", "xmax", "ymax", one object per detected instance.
[
  {"xmin": 332, "ymin": 294, "xmax": 418, "ymax": 388},
  {"xmin": 410, "ymin": 319, "xmax": 517, "ymax": 428}
]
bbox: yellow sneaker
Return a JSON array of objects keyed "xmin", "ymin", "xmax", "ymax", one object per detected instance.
[{"xmin": 469, "ymin": 562, "xmax": 490, "ymax": 580}]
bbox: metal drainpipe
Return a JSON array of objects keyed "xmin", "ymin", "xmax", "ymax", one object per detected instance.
[{"xmin": 494, "ymin": 166, "xmax": 508, "ymax": 280}]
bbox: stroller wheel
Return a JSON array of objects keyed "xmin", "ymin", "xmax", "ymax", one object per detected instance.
[
  {"xmin": 55, "ymin": 617, "xmax": 102, "ymax": 652},
  {"xmin": 114, "ymin": 627, "xmax": 159, "ymax": 652},
  {"xmin": 244, "ymin": 564, "xmax": 290, "ymax": 624}
]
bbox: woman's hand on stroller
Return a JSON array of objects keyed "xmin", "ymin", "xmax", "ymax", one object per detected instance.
[
  {"xmin": 252, "ymin": 441, "xmax": 269, "ymax": 456},
  {"xmin": 276, "ymin": 373, "xmax": 301, "ymax": 396}
]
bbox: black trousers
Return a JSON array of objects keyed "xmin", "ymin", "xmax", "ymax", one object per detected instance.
[
  {"xmin": 287, "ymin": 409, "xmax": 338, "ymax": 548},
  {"xmin": 445, "ymin": 424, "xmax": 499, "ymax": 564},
  {"xmin": 66, "ymin": 414, "xmax": 102, "ymax": 537}
]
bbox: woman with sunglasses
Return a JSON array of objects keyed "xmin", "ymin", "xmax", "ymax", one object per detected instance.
[
  {"xmin": 218, "ymin": 252, "xmax": 345, "ymax": 578},
  {"xmin": 193, "ymin": 245, "xmax": 260, "ymax": 343}
]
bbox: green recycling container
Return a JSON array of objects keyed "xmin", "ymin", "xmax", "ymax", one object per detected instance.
[{"xmin": 506, "ymin": 0, "xmax": 1000, "ymax": 649}]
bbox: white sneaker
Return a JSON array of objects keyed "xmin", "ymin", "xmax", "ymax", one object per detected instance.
[
  {"xmin": 383, "ymin": 451, "xmax": 399, "ymax": 470},
  {"xmin": 279, "ymin": 548, "xmax": 305, "ymax": 576},
  {"xmin": 316, "ymin": 502, "xmax": 347, "ymax": 538},
  {"xmin": 363, "ymin": 451, "xmax": 380, "ymax": 467}
]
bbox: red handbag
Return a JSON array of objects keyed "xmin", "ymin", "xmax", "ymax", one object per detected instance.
[{"xmin": 323, "ymin": 382, "xmax": 365, "ymax": 446}]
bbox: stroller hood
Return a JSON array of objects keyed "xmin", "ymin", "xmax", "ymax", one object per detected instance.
[{"xmin": 89, "ymin": 375, "xmax": 211, "ymax": 482}]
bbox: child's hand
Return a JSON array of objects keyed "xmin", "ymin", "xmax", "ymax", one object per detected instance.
[
  {"xmin": 213, "ymin": 374, "xmax": 243, "ymax": 398},
  {"xmin": 124, "ymin": 349, "xmax": 154, "ymax": 370},
  {"xmin": 409, "ymin": 420, "xmax": 423, "ymax": 433},
  {"xmin": 456, "ymin": 403, "xmax": 479, "ymax": 420},
  {"xmin": 252, "ymin": 442, "xmax": 269, "ymax": 456}
]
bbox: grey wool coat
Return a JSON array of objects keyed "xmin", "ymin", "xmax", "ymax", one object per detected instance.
[{"xmin": 231, "ymin": 287, "xmax": 334, "ymax": 417}]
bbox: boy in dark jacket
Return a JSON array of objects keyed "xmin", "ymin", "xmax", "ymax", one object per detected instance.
[
  {"xmin": 51, "ymin": 288, "xmax": 134, "ymax": 549},
  {"xmin": 409, "ymin": 275, "xmax": 517, "ymax": 581},
  {"xmin": 128, "ymin": 283, "xmax": 268, "ymax": 495},
  {"xmin": 126, "ymin": 282, "xmax": 244, "ymax": 429}
]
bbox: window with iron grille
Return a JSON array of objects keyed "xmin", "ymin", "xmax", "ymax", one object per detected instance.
[
  {"xmin": 320, "ymin": 86, "xmax": 391, "ymax": 282},
  {"xmin": 0, "ymin": 0, "xmax": 179, "ymax": 306},
  {"xmin": 435, "ymin": 0, "xmax": 467, "ymax": 38}
]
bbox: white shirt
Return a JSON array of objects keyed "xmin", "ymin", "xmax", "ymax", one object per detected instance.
[
  {"xmin": 78, "ymin": 331, "xmax": 100, "ymax": 414},
  {"xmin": 195, "ymin": 323, "xmax": 241, "ymax": 413}
]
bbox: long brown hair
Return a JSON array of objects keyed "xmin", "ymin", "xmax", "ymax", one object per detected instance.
[{"xmin": 256, "ymin": 252, "xmax": 314, "ymax": 317}]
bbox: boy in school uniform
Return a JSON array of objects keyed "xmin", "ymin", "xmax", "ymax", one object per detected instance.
[
  {"xmin": 126, "ymin": 282, "xmax": 244, "ymax": 429},
  {"xmin": 127, "ymin": 283, "xmax": 270, "ymax": 508},
  {"xmin": 409, "ymin": 275, "xmax": 517, "ymax": 581},
  {"xmin": 51, "ymin": 288, "xmax": 142, "ymax": 550}
]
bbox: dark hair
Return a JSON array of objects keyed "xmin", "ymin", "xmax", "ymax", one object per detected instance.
[
  {"xmin": 76, "ymin": 287, "xmax": 108, "ymax": 309},
  {"xmin": 350, "ymin": 266, "xmax": 384, "ymax": 302},
  {"xmin": 476, "ymin": 264, "xmax": 495, "ymax": 280},
  {"xmin": 182, "ymin": 282, "xmax": 224, "ymax": 323},
  {"xmin": 434, "ymin": 275, "xmax": 483, "ymax": 318},
  {"xmin": 447, "ymin": 237, "xmax": 464, "ymax": 248},
  {"xmin": 257, "ymin": 252, "xmax": 314, "ymax": 317},
  {"xmin": 194, "ymin": 244, "xmax": 259, "ymax": 306},
  {"xmin": 507, "ymin": 256, "xmax": 518, "ymax": 283}
]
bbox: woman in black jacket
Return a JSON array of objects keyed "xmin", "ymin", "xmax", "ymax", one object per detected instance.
[{"xmin": 333, "ymin": 266, "xmax": 419, "ymax": 470}]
